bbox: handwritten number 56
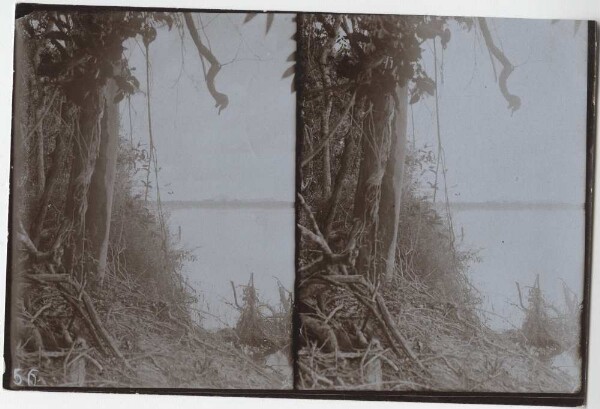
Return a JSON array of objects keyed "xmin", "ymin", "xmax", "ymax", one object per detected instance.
[{"xmin": 13, "ymin": 368, "xmax": 38, "ymax": 386}]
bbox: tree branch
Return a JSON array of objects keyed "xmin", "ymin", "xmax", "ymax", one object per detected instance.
[
  {"xmin": 323, "ymin": 126, "xmax": 356, "ymax": 237},
  {"xmin": 301, "ymin": 91, "xmax": 356, "ymax": 168},
  {"xmin": 318, "ymin": 16, "xmax": 343, "ymax": 197},
  {"xmin": 478, "ymin": 18, "xmax": 521, "ymax": 113},
  {"xmin": 27, "ymin": 273, "xmax": 132, "ymax": 370},
  {"xmin": 184, "ymin": 12, "xmax": 229, "ymax": 114},
  {"xmin": 230, "ymin": 280, "xmax": 242, "ymax": 310}
]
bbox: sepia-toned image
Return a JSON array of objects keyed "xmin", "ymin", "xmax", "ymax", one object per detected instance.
[
  {"xmin": 7, "ymin": 8, "xmax": 295, "ymax": 389},
  {"xmin": 3, "ymin": 3, "xmax": 596, "ymax": 404},
  {"xmin": 296, "ymin": 14, "xmax": 591, "ymax": 393}
]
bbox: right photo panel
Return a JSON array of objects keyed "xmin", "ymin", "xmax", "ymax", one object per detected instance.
[{"xmin": 296, "ymin": 14, "xmax": 590, "ymax": 392}]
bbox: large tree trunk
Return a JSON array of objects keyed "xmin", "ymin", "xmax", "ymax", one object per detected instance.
[
  {"xmin": 353, "ymin": 86, "xmax": 408, "ymax": 283},
  {"xmin": 317, "ymin": 16, "xmax": 342, "ymax": 200},
  {"xmin": 61, "ymin": 58, "xmax": 121, "ymax": 284},
  {"xmin": 377, "ymin": 85, "xmax": 408, "ymax": 282},
  {"xmin": 352, "ymin": 90, "xmax": 395, "ymax": 282},
  {"xmin": 85, "ymin": 76, "xmax": 120, "ymax": 284},
  {"xmin": 62, "ymin": 87, "xmax": 104, "ymax": 276}
]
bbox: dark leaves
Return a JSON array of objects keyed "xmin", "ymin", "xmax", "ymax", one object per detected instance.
[
  {"xmin": 410, "ymin": 75, "xmax": 436, "ymax": 105},
  {"xmin": 409, "ymin": 91, "xmax": 421, "ymax": 105},
  {"xmin": 114, "ymin": 90, "xmax": 125, "ymax": 103},
  {"xmin": 415, "ymin": 76, "xmax": 436, "ymax": 96},
  {"xmin": 441, "ymin": 28, "xmax": 451, "ymax": 49},
  {"xmin": 105, "ymin": 43, "xmax": 125, "ymax": 61},
  {"xmin": 454, "ymin": 17, "xmax": 475, "ymax": 31},
  {"xmin": 281, "ymin": 65, "xmax": 295, "ymax": 79},
  {"xmin": 152, "ymin": 12, "xmax": 174, "ymax": 30},
  {"xmin": 243, "ymin": 13, "xmax": 275, "ymax": 36},
  {"xmin": 415, "ymin": 19, "xmax": 444, "ymax": 41},
  {"xmin": 114, "ymin": 74, "xmax": 139, "ymax": 95},
  {"xmin": 36, "ymin": 51, "xmax": 61, "ymax": 78},
  {"xmin": 244, "ymin": 13, "xmax": 257, "ymax": 24},
  {"xmin": 142, "ymin": 26, "xmax": 157, "ymax": 47},
  {"xmin": 43, "ymin": 30, "xmax": 70, "ymax": 42},
  {"xmin": 130, "ymin": 76, "xmax": 140, "ymax": 89}
]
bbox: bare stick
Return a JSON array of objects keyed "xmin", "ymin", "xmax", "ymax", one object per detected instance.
[
  {"xmin": 230, "ymin": 280, "xmax": 242, "ymax": 310},
  {"xmin": 515, "ymin": 281, "xmax": 527, "ymax": 310}
]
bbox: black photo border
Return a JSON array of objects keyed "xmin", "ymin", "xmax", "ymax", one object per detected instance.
[{"xmin": 3, "ymin": 3, "xmax": 598, "ymax": 407}]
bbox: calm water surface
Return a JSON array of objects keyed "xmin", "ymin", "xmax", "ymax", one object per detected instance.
[
  {"xmin": 452, "ymin": 208, "xmax": 585, "ymax": 331},
  {"xmin": 167, "ymin": 207, "xmax": 294, "ymax": 329},
  {"xmin": 167, "ymin": 205, "xmax": 585, "ymax": 337}
]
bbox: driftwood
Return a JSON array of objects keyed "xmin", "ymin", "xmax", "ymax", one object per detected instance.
[
  {"xmin": 27, "ymin": 273, "xmax": 132, "ymax": 370},
  {"xmin": 18, "ymin": 225, "xmax": 127, "ymax": 365},
  {"xmin": 298, "ymin": 193, "xmax": 428, "ymax": 374},
  {"xmin": 56, "ymin": 284, "xmax": 108, "ymax": 356}
]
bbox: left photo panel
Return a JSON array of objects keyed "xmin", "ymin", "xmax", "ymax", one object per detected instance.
[{"xmin": 7, "ymin": 8, "xmax": 296, "ymax": 389}]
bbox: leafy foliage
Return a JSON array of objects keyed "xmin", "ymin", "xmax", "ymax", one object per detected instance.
[{"xmin": 24, "ymin": 11, "xmax": 175, "ymax": 105}]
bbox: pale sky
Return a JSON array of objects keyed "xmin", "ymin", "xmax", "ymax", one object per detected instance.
[
  {"xmin": 124, "ymin": 16, "xmax": 587, "ymax": 206},
  {"xmin": 414, "ymin": 18, "xmax": 588, "ymax": 205},
  {"xmin": 124, "ymin": 12, "xmax": 296, "ymax": 202}
]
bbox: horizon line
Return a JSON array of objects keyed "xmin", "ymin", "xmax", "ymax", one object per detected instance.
[
  {"xmin": 157, "ymin": 199, "xmax": 293, "ymax": 210},
  {"xmin": 156, "ymin": 199, "xmax": 583, "ymax": 211},
  {"xmin": 438, "ymin": 201, "xmax": 584, "ymax": 211}
]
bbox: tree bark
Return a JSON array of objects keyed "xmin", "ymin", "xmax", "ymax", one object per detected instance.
[
  {"xmin": 34, "ymin": 109, "xmax": 45, "ymax": 196},
  {"xmin": 352, "ymin": 85, "xmax": 408, "ymax": 282},
  {"xmin": 62, "ymin": 87, "xmax": 105, "ymax": 276},
  {"xmin": 30, "ymin": 112, "xmax": 69, "ymax": 246},
  {"xmin": 323, "ymin": 127, "xmax": 356, "ymax": 237},
  {"xmin": 318, "ymin": 16, "xmax": 342, "ymax": 199},
  {"xmin": 84, "ymin": 75, "xmax": 120, "ymax": 283},
  {"xmin": 352, "ymin": 90, "xmax": 396, "ymax": 282},
  {"xmin": 377, "ymin": 85, "xmax": 408, "ymax": 282}
]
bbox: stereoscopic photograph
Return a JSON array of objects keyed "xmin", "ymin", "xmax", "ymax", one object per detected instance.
[
  {"xmin": 295, "ymin": 14, "xmax": 592, "ymax": 394},
  {"xmin": 7, "ymin": 9, "xmax": 295, "ymax": 389},
  {"xmin": 3, "ymin": 3, "xmax": 596, "ymax": 405}
]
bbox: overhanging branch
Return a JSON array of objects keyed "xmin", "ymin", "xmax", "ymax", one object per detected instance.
[
  {"xmin": 184, "ymin": 13, "xmax": 229, "ymax": 114},
  {"xmin": 478, "ymin": 17, "xmax": 521, "ymax": 113}
]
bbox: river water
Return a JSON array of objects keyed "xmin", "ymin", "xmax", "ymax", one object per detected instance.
[
  {"xmin": 168, "ymin": 204, "xmax": 585, "ymax": 333},
  {"xmin": 450, "ymin": 206, "xmax": 585, "ymax": 331},
  {"xmin": 167, "ymin": 206, "xmax": 295, "ymax": 329}
]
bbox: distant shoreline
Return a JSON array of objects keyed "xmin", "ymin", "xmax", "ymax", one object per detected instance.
[
  {"xmin": 158, "ymin": 200, "xmax": 583, "ymax": 211},
  {"xmin": 439, "ymin": 201, "xmax": 584, "ymax": 212},
  {"xmin": 158, "ymin": 200, "xmax": 293, "ymax": 210}
]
